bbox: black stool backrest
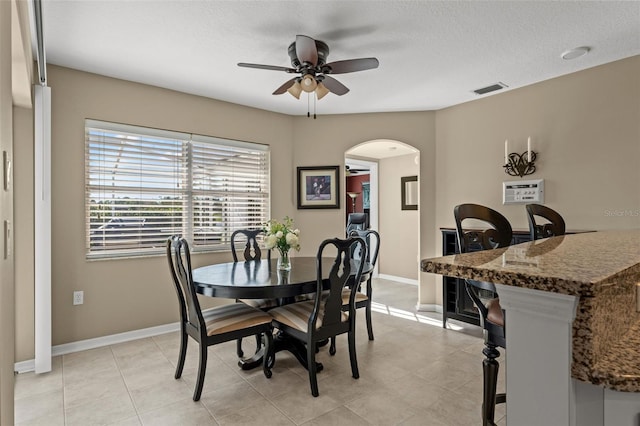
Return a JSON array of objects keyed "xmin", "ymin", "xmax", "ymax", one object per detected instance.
[
  {"xmin": 525, "ymin": 204, "xmax": 566, "ymax": 240},
  {"xmin": 454, "ymin": 203, "xmax": 513, "ymax": 253}
]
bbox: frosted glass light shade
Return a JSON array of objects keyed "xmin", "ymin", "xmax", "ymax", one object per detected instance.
[
  {"xmin": 301, "ymin": 75, "xmax": 317, "ymax": 92},
  {"xmin": 287, "ymin": 81, "xmax": 302, "ymax": 99},
  {"xmin": 315, "ymin": 82, "xmax": 330, "ymax": 100}
]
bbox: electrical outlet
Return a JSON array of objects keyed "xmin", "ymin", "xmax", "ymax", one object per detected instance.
[{"xmin": 73, "ymin": 291, "xmax": 84, "ymax": 305}]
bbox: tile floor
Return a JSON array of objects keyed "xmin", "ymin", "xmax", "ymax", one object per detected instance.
[{"xmin": 14, "ymin": 278, "xmax": 506, "ymax": 425}]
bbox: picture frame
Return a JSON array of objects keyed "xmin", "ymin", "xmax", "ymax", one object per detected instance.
[
  {"xmin": 362, "ymin": 182, "xmax": 370, "ymax": 209},
  {"xmin": 297, "ymin": 166, "xmax": 340, "ymax": 209},
  {"xmin": 401, "ymin": 175, "xmax": 418, "ymax": 210}
]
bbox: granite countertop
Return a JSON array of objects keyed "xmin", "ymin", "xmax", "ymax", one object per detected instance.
[{"xmin": 421, "ymin": 229, "xmax": 640, "ymax": 392}]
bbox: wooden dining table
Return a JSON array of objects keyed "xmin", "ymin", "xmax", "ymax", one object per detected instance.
[{"xmin": 192, "ymin": 256, "xmax": 371, "ymax": 371}]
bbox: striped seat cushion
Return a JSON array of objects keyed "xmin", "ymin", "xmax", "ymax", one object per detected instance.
[
  {"xmin": 269, "ymin": 300, "xmax": 348, "ymax": 333},
  {"xmin": 341, "ymin": 289, "xmax": 368, "ymax": 305},
  {"xmin": 294, "ymin": 293, "xmax": 316, "ymax": 302},
  {"xmin": 239, "ymin": 298, "xmax": 279, "ymax": 310},
  {"xmin": 203, "ymin": 303, "xmax": 272, "ymax": 336}
]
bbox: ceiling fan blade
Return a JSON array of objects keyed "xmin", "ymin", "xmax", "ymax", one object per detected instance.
[
  {"xmin": 324, "ymin": 58, "xmax": 379, "ymax": 74},
  {"xmin": 238, "ymin": 63, "xmax": 296, "ymax": 73},
  {"xmin": 272, "ymin": 77, "xmax": 298, "ymax": 95},
  {"xmin": 322, "ymin": 76, "xmax": 349, "ymax": 96},
  {"xmin": 296, "ymin": 35, "xmax": 318, "ymax": 66}
]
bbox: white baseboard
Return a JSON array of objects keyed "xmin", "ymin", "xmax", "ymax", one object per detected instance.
[
  {"xmin": 377, "ymin": 274, "xmax": 418, "ymax": 286},
  {"xmin": 15, "ymin": 320, "xmax": 181, "ymax": 374},
  {"xmin": 417, "ymin": 304, "xmax": 441, "ymax": 312}
]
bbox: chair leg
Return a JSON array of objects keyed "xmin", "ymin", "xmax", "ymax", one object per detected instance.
[
  {"xmin": 262, "ymin": 331, "xmax": 273, "ymax": 378},
  {"xmin": 348, "ymin": 330, "xmax": 360, "ymax": 379},
  {"xmin": 307, "ymin": 341, "xmax": 319, "ymax": 397},
  {"xmin": 365, "ymin": 300, "xmax": 374, "ymax": 341},
  {"xmin": 175, "ymin": 325, "xmax": 188, "ymax": 379},
  {"xmin": 481, "ymin": 344, "xmax": 500, "ymax": 426},
  {"xmin": 193, "ymin": 342, "xmax": 208, "ymax": 401}
]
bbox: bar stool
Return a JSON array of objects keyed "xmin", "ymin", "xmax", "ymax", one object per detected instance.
[{"xmin": 454, "ymin": 203, "xmax": 512, "ymax": 426}]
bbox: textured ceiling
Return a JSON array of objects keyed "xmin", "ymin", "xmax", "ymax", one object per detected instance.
[{"xmin": 39, "ymin": 1, "xmax": 639, "ymax": 117}]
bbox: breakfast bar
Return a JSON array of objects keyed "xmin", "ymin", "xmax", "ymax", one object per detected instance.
[{"xmin": 421, "ymin": 230, "xmax": 640, "ymax": 426}]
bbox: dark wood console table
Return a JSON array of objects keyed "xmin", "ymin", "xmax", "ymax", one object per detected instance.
[{"xmin": 440, "ymin": 227, "xmax": 530, "ymax": 328}]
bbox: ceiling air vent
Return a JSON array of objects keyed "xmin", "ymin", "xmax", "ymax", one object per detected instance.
[{"xmin": 473, "ymin": 82, "xmax": 508, "ymax": 95}]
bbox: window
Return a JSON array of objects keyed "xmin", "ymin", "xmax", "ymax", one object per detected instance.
[{"xmin": 85, "ymin": 120, "xmax": 270, "ymax": 259}]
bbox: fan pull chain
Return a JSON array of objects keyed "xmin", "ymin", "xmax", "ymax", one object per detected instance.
[
  {"xmin": 307, "ymin": 93, "xmax": 310, "ymax": 118},
  {"xmin": 314, "ymin": 94, "xmax": 317, "ymax": 119}
]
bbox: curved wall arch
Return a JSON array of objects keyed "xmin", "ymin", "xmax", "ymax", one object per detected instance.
[{"xmin": 346, "ymin": 139, "xmax": 420, "ymax": 283}]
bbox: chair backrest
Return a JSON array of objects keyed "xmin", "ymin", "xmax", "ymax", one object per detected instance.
[
  {"xmin": 167, "ymin": 235, "xmax": 205, "ymax": 335},
  {"xmin": 453, "ymin": 203, "xmax": 513, "ymax": 253},
  {"xmin": 231, "ymin": 229, "xmax": 268, "ymax": 262},
  {"xmin": 348, "ymin": 229, "xmax": 380, "ymax": 268},
  {"xmin": 310, "ymin": 236, "xmax": 366, "ymax": 335},
  {"xmin": 525, "ymin": 204, "xmax": 566, "ymax": 240},
  {"xmin": 454, "ymin": 204, "xmax": 511, "ymax": 325},
  {"xmin": 346, "ymin": 213, "xmax": 368, "ymax": 235}
]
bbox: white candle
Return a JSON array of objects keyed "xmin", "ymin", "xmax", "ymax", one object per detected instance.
[
  {"xmin": 505, "ymin": 139, "xmax": 508, "ymax": 164},
  {"xmin": 527, "ymin": 137, "xmax": 531, "ymax": 162}
]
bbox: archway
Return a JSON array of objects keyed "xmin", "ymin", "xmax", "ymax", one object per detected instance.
[{"xmin": 345, "ymin": 139, "xmax": 420, "ymax": 286}]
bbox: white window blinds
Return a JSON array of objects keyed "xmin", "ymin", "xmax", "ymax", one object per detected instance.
[{"xmin": 85, "ymin": 120, "xmax": 270, "ymax": 259}]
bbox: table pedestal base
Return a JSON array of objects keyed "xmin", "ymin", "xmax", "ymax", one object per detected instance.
[{"xmin": 237, "ymin": 332, "xmax": 324, "ymax": 372}]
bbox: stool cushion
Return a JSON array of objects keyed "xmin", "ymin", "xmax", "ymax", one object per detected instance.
[{"xmin": 486, "ymin": 298, "xmax": 504, "ymax": 327}]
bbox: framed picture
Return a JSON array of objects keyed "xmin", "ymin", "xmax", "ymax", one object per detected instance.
[
  {"xmin": 401, "ymin": 175, "xmax": 418, "ymax": 210},
  {"xmin": 362, "ymin": 182, "xmax": 370, "ymax": 209},
  {"xmin": 297, "ymin": 166, "xmax": 340, "ymax": 209}
]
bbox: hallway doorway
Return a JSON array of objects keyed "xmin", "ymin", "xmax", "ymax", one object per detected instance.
[{"xmin": 345, "ymin": 140, "xmax": 420, "ymax": 285}]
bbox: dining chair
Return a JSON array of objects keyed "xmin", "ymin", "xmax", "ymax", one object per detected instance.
[
  {"xmin": 167, "ymin": 235, "xmax": 274, "ymax": 401},
  {"xmin": 231, "ymin": 229, "xmax": 270, "ymax": 262},
  {"xmin": 268, "ymin": 236, "xmax": 367, "ymax": 397},
  {"xmin": 329, "ymin": 228, "xmax": 380, "ymax": 356},
  {"xmin": 525, "ymin": 203, "xmax": 566, "ymax": 240},
  {"xmin": 454, "ymin": 203, "xmax": 512, "ymax": 426},
  {"xmin": 231, "ymin": 229, "xmax": 277, "ymax": 358}
]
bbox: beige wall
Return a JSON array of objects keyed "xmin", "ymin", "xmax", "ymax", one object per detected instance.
[
  {"xmin": 378, "ymin": 154, "xmax": 420, "ymax": 280},
  {"xmin": 3, "ymin": 0, "xmax": 32, "ymax": 420},
  {"xmin": 14, "ymin": 65, "xmax": 294, "ymax": 359},
  {"xmin": 0, "ymin": 1, "xmax": 14, "ymax": 420},
  {"xmin": 13, "ymin": 106, "xmax": 33, "ymax": 362},
  {"xmin": 291, "ymin": 112, "xmax": 437, "ymax": 302},
  {"xmin": 13, "ymin": 56, "xmax": 639, "ymax": 363},
  {"xmin": 432, "ymin": 56, "xmax": 640, "ymax": 305}
]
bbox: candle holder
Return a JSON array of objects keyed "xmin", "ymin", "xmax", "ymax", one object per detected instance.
[{"xmin": 504, "ymin": 151, "xmax": 537, "ymax": 177}]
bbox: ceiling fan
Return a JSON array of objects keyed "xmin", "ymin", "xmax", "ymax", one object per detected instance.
[
  {"xmin": 345, "ymin": 165, "xmax": 369, "ymax": 176},
  {"xmin": 238, "ymin": 35, "xmax": 379, "ymax": 100}
]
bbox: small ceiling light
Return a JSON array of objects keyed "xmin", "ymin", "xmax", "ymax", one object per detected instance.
[
  {"xmin": 287, "ymin": 80, "xmax": 302, "ymax": 99},
  {"xmin": 315, "ymin": 82, "xmax": 329, "ymax": 100},
  {"xmin": 561, "ymin": 46, "xmax": 591, "ymax": 60},
  {"xmin": 301, "ymin": 74, "xmax": 318, "ymax": 93}
]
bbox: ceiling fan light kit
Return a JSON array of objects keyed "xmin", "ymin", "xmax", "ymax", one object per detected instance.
[
  {"xmin": 238, "ymin": 34, "xmax": 379, "ymax": 107},
  {"xmin": 301, "ymin": 74, "xmax": 318, "ymax": 92},
  {"xmin": 287, "ymin": 81, "xmax": 302, "ymax": 99},
  {"xmin": 315, "ymin": 82, "xmax": 330, "ymax": 100}
]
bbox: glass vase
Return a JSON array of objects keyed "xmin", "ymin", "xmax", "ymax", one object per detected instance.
[{"xmin": 277, "ymin": 249, "xmax": 291, "ymax": 271}]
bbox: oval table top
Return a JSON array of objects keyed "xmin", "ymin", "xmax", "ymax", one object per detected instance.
[{"xmin": 193, "ymin": 257, "xmax": 370, "ymax": 300}]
